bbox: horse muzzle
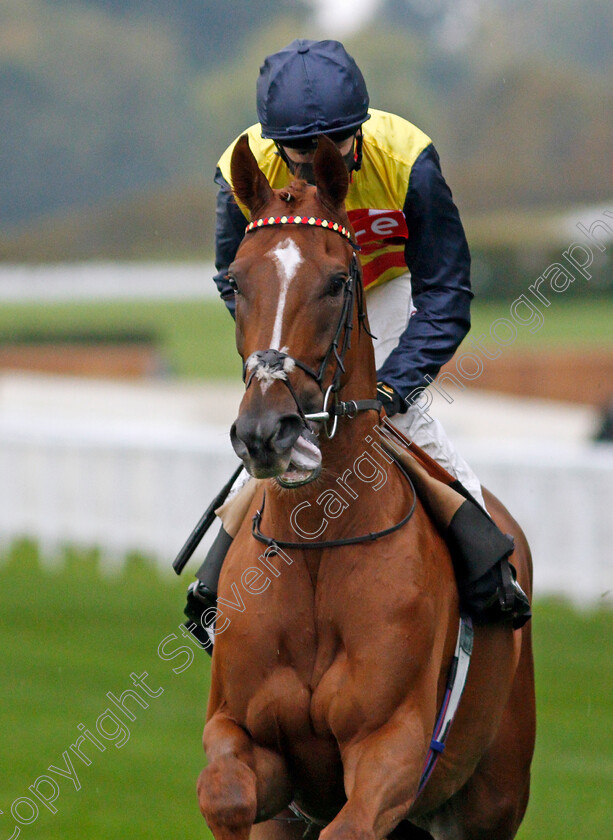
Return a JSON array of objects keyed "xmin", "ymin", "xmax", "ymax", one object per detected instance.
[{"xmin": 230, "ymin": 411, "xmax": 322, "ymax": 487}]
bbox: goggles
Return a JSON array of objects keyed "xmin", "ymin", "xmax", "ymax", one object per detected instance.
[{"xmin": 280, "ymin": 127, "xmax": 357, "ymax": 153}]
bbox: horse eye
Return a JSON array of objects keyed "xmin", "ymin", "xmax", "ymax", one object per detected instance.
[
  {"xmin": 326, "ymin": 274, "xmax": 347, "ymax": 297},
  {"xmin": 226, "ymin": 273, "xmax": 240, "ymax": 294}
]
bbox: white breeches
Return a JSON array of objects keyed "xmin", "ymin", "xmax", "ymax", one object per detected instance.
[{"xmin": 366, "ymin": 274, "xmax": 486, "ymax": 509}]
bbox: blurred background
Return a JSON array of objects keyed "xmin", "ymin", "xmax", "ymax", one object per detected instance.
[{"xmin": 0, "ymin": 1, "xmax": 611, "ymax": 838}]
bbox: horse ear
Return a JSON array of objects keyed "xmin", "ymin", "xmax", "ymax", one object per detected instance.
[
  {"xmin": 314, "ymin": 135, "xmax": 349, "ymax": 211},
  {"xmin": 230, "ymin": 135, "xmax": 273, "ymax": 216}
]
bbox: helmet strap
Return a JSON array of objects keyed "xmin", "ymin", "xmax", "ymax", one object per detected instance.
[{"xmin": 273, "ymin": 141, "xmax": 293, "ymax": 171}]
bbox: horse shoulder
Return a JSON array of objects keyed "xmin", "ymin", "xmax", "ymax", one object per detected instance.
[{"xmin": 309, "ymin": 501, "xmax": 459, "ymax": 741}]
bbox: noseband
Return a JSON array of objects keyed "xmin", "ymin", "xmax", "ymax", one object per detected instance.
[{"xmin": 242, "ymin": 215, "xmax": 380, "ymax": 438}]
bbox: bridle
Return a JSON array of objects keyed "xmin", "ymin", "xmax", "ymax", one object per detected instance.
[
  {"xmin": 241, "ymin": 213, "xmax": 418, "ymax": 551},
  {"xmin": 241, "ymin": 214, "xmax": 381, "ymax": 439}
]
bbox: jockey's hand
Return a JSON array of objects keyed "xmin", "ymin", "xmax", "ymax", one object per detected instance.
[{"xmin": 376, "ymin": 381, "xmax": 405, "ymax": 417}]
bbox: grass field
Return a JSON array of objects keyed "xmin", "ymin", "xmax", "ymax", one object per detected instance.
[
  {"xmin": 1, "ymin": 294, "xmax": 612, "ymax": 381},
  {"xmin": 0, "ymin": 542, "xmax": 611, "ymax": 839}
]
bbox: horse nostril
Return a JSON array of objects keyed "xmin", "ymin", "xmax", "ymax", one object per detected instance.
[
  {"xmin": 271, "ymin": 414, "xmax": 303, "ymax": 454},
  {"xmin": 231, "ymin": 412, "xmax": 303, "ymax": 462},
  {"xmin": 230, "ymin": 421, "xmax": 250, "ymax": 461}
]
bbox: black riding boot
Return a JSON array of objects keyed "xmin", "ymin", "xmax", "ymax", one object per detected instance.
[
  {"xmin": 183, "ymin": 525, "xmax": 232, "ymax": 654},
  {"xmin": 446, "ymin": 499, "xmax": 531, "ymax": 629}
]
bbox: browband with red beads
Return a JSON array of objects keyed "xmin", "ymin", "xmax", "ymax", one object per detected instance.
[{"xmin": 245, "ymin": 215, "xmax": 360, "ymax": 250}]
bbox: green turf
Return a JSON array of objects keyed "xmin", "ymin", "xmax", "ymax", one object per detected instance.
[
  {"xmin": 517, "ymin": 601, "xmax": 612, "ymax": 839},
  {"xmin": 0, "ymin": 542, "xmax": 611, "ymax": 839},
  {"xmin": 0, "ymin": 541, "xmax": 213, "ymax": 840},
  {"xmin": 0, "ymin": 295, "xmax": 611, "ymax": 382}
]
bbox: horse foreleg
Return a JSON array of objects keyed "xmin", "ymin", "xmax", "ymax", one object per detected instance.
[
  {"xmin": 319, "ymin": 713, "xmax": 431, "ymax": 840},
  {"xmin": 198, "ymin": 711, "xmax": 293, "ymax": 840}
]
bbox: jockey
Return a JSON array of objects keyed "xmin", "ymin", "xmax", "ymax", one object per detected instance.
[{"xmin": 186, "ymin": 39, "xmax": 530, "ymax": 646}]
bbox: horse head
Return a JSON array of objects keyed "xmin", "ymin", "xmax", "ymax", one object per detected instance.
[{"xmin": 228, "ymin": 134, "xmax": 375, "ymax": 487}]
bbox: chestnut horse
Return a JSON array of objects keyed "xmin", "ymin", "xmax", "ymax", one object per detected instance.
[{"xmin": 197, "ymin": 135, "xmax": 535, "ymax": 840}]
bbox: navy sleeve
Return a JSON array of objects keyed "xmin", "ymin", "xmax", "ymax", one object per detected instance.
[
  {"xmin": 376, "ymin": 143, "xmax": 472, "ymax": 402},
  {"xmin": 213, "ymin": 167, "xmax": 248, "ymax": 320}
]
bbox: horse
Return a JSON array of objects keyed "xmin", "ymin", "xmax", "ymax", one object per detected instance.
[{"xmin": 196, "ymin": 134, "xmax": 536, "ymax": 840}]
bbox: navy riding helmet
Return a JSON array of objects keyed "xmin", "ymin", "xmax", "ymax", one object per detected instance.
[{"xmin": 256, "ymin": 39, "xmax": 371, "ymax": 145}]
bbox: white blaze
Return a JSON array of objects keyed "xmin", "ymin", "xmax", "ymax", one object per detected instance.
[{"xmin": 268, "ymin": 238, "xmax": 303, "ymax": 350}]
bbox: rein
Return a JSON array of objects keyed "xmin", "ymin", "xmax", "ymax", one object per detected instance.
[
  {"xmin": 242, "ymin": 214, "xmax": 379, "ymax": 438},
  {"xmin": 252, "ymin": 452, "xmax": 417, "ymax": 552}
]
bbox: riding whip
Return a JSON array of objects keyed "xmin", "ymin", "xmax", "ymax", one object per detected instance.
[{"xmin": 172, "ymin": 464, "xmax": 243, "ymax": 575}]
